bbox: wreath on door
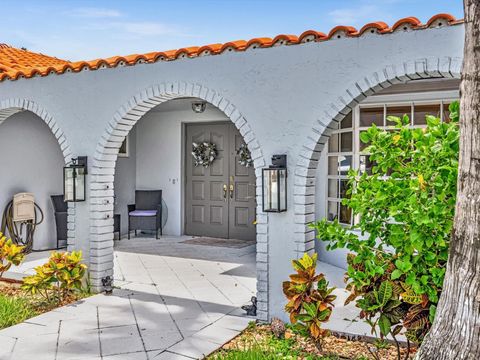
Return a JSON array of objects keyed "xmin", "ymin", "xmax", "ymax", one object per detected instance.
[
  {"xmin": 237, "ymin": 143, "xmax": 253, "ymax": 167},
  {"xmin": 192, "ymin": 142, "xmax": 217, "ymax": 167}
]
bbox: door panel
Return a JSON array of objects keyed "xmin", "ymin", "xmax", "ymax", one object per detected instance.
[
  {"xmin": 210, "ymin": 206, "xmax": 224, "ymax": 224},
  {"xmin": 191, "ymin": 181, "xmax": 205, "ymax": 200},
  {"xmin": 210, "ymin": 181, "xmax": 224, "ymax": 201},
  {"xmin": 228, "ymin": 126, "xmax": 256, "ymax": 241},
  {"xmin": 185, "ymin": 122, "xmax": 256, "ymax": 240},
  {"xmin": 234, "ymin": 207, "xmax": 250, "ymax": 226},
  {"xmin": 185, "ymin": 123, "xmax": 229, "ymax": 238}
]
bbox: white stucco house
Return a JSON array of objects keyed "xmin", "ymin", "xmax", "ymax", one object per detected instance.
[{"xmin": 0, "ymin": 13, "xmax": 464, "ymax": 322}]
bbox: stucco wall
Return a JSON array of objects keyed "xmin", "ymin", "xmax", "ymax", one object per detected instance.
[
  {"xmin": 114, "ymin": 127, "xmax": 136, "ymax": 235},
  {"xmin": 0, "ymin": 112, "xmax": 64, "ymax": 250},
  {"xmin": 0, "ymin": 23, "xmax": 465, "ymax": 321}
]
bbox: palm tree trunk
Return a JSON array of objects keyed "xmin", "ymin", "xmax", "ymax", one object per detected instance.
[{"xmin": 415, "ymin": 1, "xmax": 480, "ymax": 359}]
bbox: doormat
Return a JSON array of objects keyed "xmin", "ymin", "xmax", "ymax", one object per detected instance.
[{"xmin": 180, "ymin": 237, "xmax": 255, "ymax": 249}]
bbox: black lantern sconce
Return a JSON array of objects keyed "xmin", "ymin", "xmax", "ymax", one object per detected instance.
[
  {"xmin": 64, "ymin": 156, "xmax": 87, "ymax": 202},
  {"xmin": 262, "ymin": 155, "xmax": 287, "ymax": 212}
]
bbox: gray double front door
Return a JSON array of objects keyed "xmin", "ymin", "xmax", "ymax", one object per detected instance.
[{"xmin": 185, "ymin": 122, "xmax": 256, "ymax": 241}]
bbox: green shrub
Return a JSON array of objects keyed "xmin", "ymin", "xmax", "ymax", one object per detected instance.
[
  {"xmin": 283, "ymin": 253, "xmax": 336, "ymax": 350},
  {"xmin": 312, "ymin": 102, "xmax": 459, "ymax": 346},
  {"xmin": 0, "ymin": 232, "xmax": 25, "ymax": 278},
  {"xmin": 22, "ymin": 251, "xmax": 87, "ymax": 304},
  {"xmin": 0, "ymin": 294, "xmax": 37, "ymax": 329}
]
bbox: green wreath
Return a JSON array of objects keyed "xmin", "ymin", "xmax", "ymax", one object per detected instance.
[
  {"xmin": 192, "ymin": 142, "xmax": 217, "ymax": 167},
  {"xmin": 237, "ymin": 143, "xmax": 253, "ymax": 167}
]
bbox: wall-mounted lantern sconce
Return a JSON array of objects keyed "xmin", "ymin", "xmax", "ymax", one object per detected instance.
[
  {"xmin": 191, "ymin": 101, "xmax": 207, "ymax": 113},
  {"xmin": 262, "ymin": 155, "xmax": 287, "ymax": 212},
  {"xmin": 64, "ymin": 156, "xmax": 87, "ymax": 202}
]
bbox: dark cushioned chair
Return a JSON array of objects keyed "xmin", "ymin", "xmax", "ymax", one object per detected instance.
[
  {"xmin": 128, "ymin": 190, "xmax": 162, "ymax": 239},
  {"xmin": 51, "ymin": 195, "xmax": 68, "ymax": 249}
]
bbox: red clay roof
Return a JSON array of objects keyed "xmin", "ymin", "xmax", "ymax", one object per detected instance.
[
  {"xmin": 0, "ymin": 13, "xmax": 462, "ymax": 82},
  {"xmin": 0, "ymin": 45, "xmax": 69, "ymax": 78}
]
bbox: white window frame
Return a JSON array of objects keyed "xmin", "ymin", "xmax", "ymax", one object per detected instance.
[
  {"xmin": 118, "ymin": 135, "xmax": 129, "ymax": 158},
  {"xmin": 325, "ymin": 89, "xmax": 459, "ymax": 225}
]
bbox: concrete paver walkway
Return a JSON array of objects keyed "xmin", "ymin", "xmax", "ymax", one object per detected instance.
[
  {"xmin": 0, "ymin": 235, "xmax": 382, "ymax": 359},
  {"xmin": 0, "ymin": 236, "xmax": 256, "ymax": 360}
]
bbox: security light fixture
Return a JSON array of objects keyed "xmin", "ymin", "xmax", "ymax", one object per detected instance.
[
  {"xmin": 64, "ymin": 156, "xmax": 87, "ymax": 202},
  {"xmin": 262, "ymin": 155, "xmax": 287, "ymax": 212},
  {"xmin": 191, "ymin": 101, "xmax": 207, "ymax": 113}
]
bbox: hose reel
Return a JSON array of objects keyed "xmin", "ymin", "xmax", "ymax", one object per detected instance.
[{"xmin": 1, "ymin": 193, "xmax": 44, "ymax": 253}]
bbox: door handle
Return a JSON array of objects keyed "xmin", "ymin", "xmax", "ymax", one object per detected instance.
[
  {"xmin": 223, "ymin": 184, "xmax": 227, "ymax": 201},
  {"xmin": 229, "ymin": 176, "xmax": 234, "ymax": 199}
]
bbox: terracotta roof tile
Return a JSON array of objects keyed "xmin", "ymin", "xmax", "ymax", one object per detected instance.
[
  {"xmin": 426, "ymin": 13, "xmax": 457, "ymax": 26},
  {"xmin": 328, "ymin": 25, "xmax": 359, "ymax": 38},
  {"xmin": 245, "ymin": 38, "xmax": 273, "ymax": 49},
  {"xmin": 0, "ymin": 13, "xmax": 463, "ymax": 82},
  {"xmin": 220, "ymin": 41, "xmax": 247, "ymax": 52},
  {"xmin": 298, "ymin": 30, "xmax": 328, "ymax": 43},
  {"xmin": 197, "ymin": 43, "xmax": 223, "ymax": 56},
  {"xmin": 358, "ymin": 22, "xmax": 390, "ymax": 35},
  {"xmin": 391, "ymin": 16, "xmax": 422, "ymax": 31},
  {"xmin": 272, "ymin": 34, "xmax": 299, "ymax": 46}
]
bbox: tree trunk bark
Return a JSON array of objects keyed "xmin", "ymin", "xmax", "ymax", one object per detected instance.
[{"xmin": 415, "ymin": 1, "xmax": 480, "ymax": 359}]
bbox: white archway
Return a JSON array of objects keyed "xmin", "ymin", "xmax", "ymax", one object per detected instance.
[
  {"xmin": 90, "ymin": 82, "xmax": 270, "ymax": 321},
  {"xmin": 292, "ymin": 56, "xmax": 462, "ymax": 257},
  {"xmin": 0, "ymin": 98, "xmax": 75, "ymax": 249}
]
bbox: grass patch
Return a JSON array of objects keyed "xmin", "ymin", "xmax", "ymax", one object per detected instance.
[
  {"xmin": 210, "ymin": 346, "xmax": 340, "ymax": 359},
  {"xmin": 0, "ymin": 293, "xmax": 38, "ymax": 329},
  {"xmin": 0, "ymin": 281, "xmax": 92, "ymax": 330}
]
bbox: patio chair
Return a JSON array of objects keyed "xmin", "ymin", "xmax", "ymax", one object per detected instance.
[
  {"xmin": 50, "ymin": 195, "xmax": 68, "ymax": 249},
  {"xmin": 128, "ymin": 190, "xmax": 163, "ymax": 239}
]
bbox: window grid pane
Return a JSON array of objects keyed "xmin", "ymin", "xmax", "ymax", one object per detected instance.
[
  {"xmin": 360, "ymin": 107, "xmax": 384, "ymax": 127},
  {"xmin": 340, "ymin": 132, "xmax": 353, "ymax": 152},
  {"xmin": 413, "ymin": 104, "xmax": 441, "ymax": 125},
  {"xmin": 386, "ymin": 105, "xmax": 412, "ymax": 125},
  {"xmin": 327, "ymin": 97, "xmax": 458, "ymax": 227}
]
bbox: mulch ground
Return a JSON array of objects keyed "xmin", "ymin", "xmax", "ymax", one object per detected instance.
[
  {"xmin": 218, "ymin": 323, "xmax": 416, "ymax": 360},
  {"xmin": 0, "ymin": 280, "xmax": 86, "ymax": 315}
]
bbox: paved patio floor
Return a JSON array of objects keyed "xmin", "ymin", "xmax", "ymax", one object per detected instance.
[
  {"xmin": 0, "ymin": 235, "xmax": 382, "ymax": 360},
  {"xmin": 0, "ymin": 235, "xmax": 257, "ymax": 360}
]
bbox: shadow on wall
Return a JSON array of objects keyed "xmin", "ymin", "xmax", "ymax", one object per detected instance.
[{"xmin": 0, "ymin": 112, "xmax": 64, "ymax": 250}]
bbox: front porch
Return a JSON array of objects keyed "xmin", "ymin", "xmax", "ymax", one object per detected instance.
[{"xmin": 1, "ymin": 235, "xmax": 381, "ymax": 359}]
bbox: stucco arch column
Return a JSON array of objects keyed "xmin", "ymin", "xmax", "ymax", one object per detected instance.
[
  {"xmin": 0, "ymin": 98, "xmax": 76, "ymax": 249},
  {"xmin": 89, "ymin": 82, "xmax": 270, "ymax": 321},
  {"xmin": 292, "ymin": 56, "xmax": 462, "ymax": 257}
]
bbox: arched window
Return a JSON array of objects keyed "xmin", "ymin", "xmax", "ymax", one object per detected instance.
[{"xmin": 326, "ymin": 89, "xmax": 457, "ymax": 225}]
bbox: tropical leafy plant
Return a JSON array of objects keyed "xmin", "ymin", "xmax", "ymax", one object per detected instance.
[
  {"xmin": 283, "ymin": 252, "xmax": 336, "ymax": 350},
  {"xmin": 0, "ymin": 232, "xmax": 25, "ymax": 278},
  {"xmin": 312, "ymin": 102, "xmax": 460, "ymax": 347},
  {"xmin": 22, "ymin": 251, "xmax": 87, "ymax": 304}
]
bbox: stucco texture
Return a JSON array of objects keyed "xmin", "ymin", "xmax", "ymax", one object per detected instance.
[{"xmin": 0, "ymin": 24, "xmax": 465, "ymax": 321}]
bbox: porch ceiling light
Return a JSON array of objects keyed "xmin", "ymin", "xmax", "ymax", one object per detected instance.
[
  {"xmin": 262, "ymin": 155, "xmax": 287, "ymax": 213},
  {"xmin": 191, "ymin": 101, "xmax": 207, "ymax": 113},
  {"xmin": 64, "ymin": 156, "xmax": 87, "ymax": 202}
]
